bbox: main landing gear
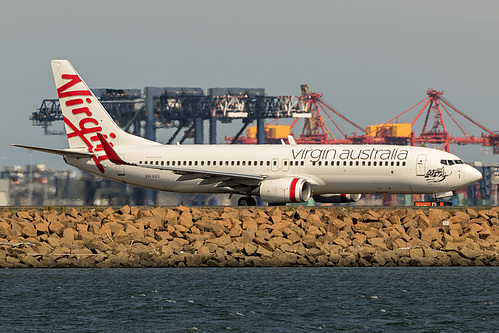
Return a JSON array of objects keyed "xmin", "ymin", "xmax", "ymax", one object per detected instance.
[{"xmin": 238, "ymin": 196, "xmax": 257, "ymax": 206}]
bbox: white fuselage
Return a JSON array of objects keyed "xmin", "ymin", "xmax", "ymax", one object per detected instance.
[{"xmin": 66, "ymin": 143, "xmax": 482, "ymax": 195}]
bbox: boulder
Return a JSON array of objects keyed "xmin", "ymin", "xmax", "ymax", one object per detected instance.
[
  {"xmin": 272, "ymin": 253, "xmax": 297, "ymax": 266},
  {"xmin": 243, "ymin": 243, "xmax": 258, "ymax": 256},
  {"xmin": 22, "ymin": 224, "xmax": 37, "ymax": 238},
  {"xmin": 368, "ymin": 237, "xmax": 388, "ymax": 251},
  {"xmin": 49, "ymin": 221, "xmax": 65, "ymax": 235},
  {"xmin": 16, "ymin": 211, "xmax": 33, "ymax": 221},
  {"xmin": 421, "ymin": 228, "xmax": 442, "ymax": 243}
]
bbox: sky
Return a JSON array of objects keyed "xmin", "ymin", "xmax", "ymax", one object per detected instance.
[{"xmin": 1, "ymin": 0, "xmax": 499, "ymax": 170}]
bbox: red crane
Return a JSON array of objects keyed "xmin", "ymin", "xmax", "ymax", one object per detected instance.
[
  {"xmin": 292, "ymin": 84, "xmax": 364, "ymax": 144},
  {"xmin": 371, "ymin": 89, "xmax": 499, "ymax": 154}
]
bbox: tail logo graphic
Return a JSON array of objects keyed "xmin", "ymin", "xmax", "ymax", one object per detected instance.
[{"xmin": 58, "ymin": 74, "xmax": 116, "ymax": 173}]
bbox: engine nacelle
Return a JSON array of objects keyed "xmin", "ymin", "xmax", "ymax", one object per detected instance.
[
  {"xmin": 255, "ymin": 178, "xmax": 312, "ymax": 204},
  {"xmin": 313, "ymin": 193, "xmax": 361, "ymax": 203}
]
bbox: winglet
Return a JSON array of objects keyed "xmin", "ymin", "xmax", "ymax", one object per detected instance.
[{"xmin": 97, "ymin": 133, "xmax": 131, "ymax": 165}]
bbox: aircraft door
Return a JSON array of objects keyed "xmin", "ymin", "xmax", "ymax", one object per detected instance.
[
  {"xmin": 416, "ymin": 154, "xmax": 426, "ymax": 176},
  {"xmin": 116, "ymin": 155, "xmax": 125, "ymax": 176},
  {"xmin": 271, "ymin": 158, "xmax": 279, "ymax": 172}
]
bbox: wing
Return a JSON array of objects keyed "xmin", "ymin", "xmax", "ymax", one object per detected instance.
[
  {"xmin": 96, "ymin": 133, "xmax": 266, "ymax": 194},
  {"xmin": 11, "ymin": 144, "xmax": 94, "ymax": 159}
]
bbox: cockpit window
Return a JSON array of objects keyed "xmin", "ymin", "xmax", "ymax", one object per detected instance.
[{"xmin": 441, "ymin": 159, "xmax": 464, "ymax": 165}]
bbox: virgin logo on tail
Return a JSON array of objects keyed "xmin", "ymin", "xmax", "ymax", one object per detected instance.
[{"xmin": 58, "ymin": 74, "xmax": 116, "ymax": 173}]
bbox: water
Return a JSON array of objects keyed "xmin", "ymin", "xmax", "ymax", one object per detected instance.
[{"xmin": 0, "ymin": 267, "xmax": 498, "ymax": 332}]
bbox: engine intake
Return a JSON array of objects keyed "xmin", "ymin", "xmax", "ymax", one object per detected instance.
[
  {"xmin": 313, "ymin": 194, "xmax": 361, "ymax": 203},
  {"xmin": 255, "ymin": 177, "xmax": 311, "ymax": 204}
]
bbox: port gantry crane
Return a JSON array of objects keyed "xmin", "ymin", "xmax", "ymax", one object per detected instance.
[
  {"xmin": 365, "ymin": 89, "xmax": 499, "ymax": 154},
  {"xmin": 32, "ymin": 84, "xmax": 499, "ymax": 154}
]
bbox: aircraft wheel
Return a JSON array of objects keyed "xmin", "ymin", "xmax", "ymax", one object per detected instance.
[{"xmin": 238, "ymin": 196, "xmax": 257, "ymax": 206}]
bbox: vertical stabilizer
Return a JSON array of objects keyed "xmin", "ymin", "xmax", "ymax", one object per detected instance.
[
  {"xmin": 51, "ymin": 60, "xmax": 158, "ymax": 173},
  {"xmin": 51, "ymin": 60, "xmax": 156, "ymax": 149}
]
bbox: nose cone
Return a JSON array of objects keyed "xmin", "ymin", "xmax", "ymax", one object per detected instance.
[{"xmin": 466, "ymin": 166, "xmax": 483, "ymax": 185}]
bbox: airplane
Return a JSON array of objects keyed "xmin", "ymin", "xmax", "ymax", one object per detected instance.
[{"xmin": 13, "ymin": 60, "xmax": 482, "ymax": 206}]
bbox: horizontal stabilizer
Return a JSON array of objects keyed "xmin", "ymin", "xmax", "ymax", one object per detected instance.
[{"xmin": 11, "ymin": 144, "xmax": 94, "ymax": 159}]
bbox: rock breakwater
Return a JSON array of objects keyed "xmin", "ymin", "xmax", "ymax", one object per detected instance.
[{"xmin": 1, "ymin": 206, "xmax": 499, "ymax": 268}]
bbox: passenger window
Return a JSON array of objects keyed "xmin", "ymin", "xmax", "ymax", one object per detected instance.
[
  {"xmin": 362, "ymin": 161, "xmax": 365, "ymax": 166},
  {"xmin": 368, "ymin": 161, "xmax": 371, "ymax": 166},
  {"xmin": 318, "ymin": 161, "xmax": 322, "ymax": 166},
  {"xmin": 189, "ymin": 161, "xmax": 192, "ymax": 166},
  {"xmin": 356, "ymin": 161, "xmax": 359, "ymax": 166},
  {"xmin": 373, "ymin": 161, "xmax": 377, "ymax": 166},
  {"xmin": 403, "ymin": 162, "xmax": 406, "ymax": 166},
  {"xmin": 183, "ymin": 161, "xmax": 187, "ymax": 166},
  {"xmin": 385, "ymin": 161, "xmax": 388, "ymax": 166},
  {"xmin": 391, "ymin": 161, "xmax": 394, "ymax": 166},
  {"xmin": 396, "ymin": 161, "xmax": 400, "ymax": 166},
  {"xmin": 225, "ymin": 161, "xmax": 229, "ymax": 166},
  {"xmin": 312, "ymin": 161, "xmax": 316, "ymax": 166},
  {"xmin": 349, "ymin": 161, "xmax": 353, "ymax": 166},
  {"xmin": 231, "ymin": 161, "xmax": 235, "ymax": 166},
  {"xmin": 201, "ymin": 161, "xmax": 204, "ymax": 166},
  {"xmin": 343, "ymin": 161, "xmax": 347, "ymax": 166},
  {"xmin": 236, "ymin": 161, "xmax": 240, "ymax": 166},
  {"xmin": 325, "ymin": 161, "xmax": 328, "ymax": 166},
  {"xmin": 161, "ymin": 161, "xmax": 164, "ymax": 166},
  {"xmin": 337, "ymin": 161, "xmax": 340, "ymax": 166},
  {"xmin": 195, "ymin": 161, "xmax": 198, "ymax": 166},
  {"xmin": 301, "ymin": 161, "xmax": 304, "ymax": 166}
]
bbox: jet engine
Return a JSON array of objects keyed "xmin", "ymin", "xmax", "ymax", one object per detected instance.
[
  {"xmin": 255, "ymin": 177, "xmax": 312, "ymax": 204},
  {"xmin": 313, "ymin": 193, "xmax": 361, "ymax": 203}
]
